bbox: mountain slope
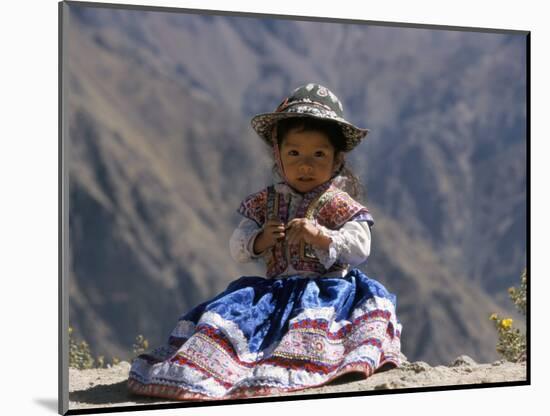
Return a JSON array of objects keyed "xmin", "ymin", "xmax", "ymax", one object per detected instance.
[{"xmin": 65, "ymin": 5, "xmax": 527, "ymax": 364}]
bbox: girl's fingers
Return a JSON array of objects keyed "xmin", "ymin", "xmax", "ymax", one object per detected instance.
[
  {"xmin": 285, "ymin": 230, "xmax": 293, "ymax": 244},
  {"xmin": 270, "ymin": 223, "xmax": 285, "ymax": 230},
  {"xmin": 286, "ymin": 219, "xmax": 299, "ymax": 229},
  {"xmin": 270, "ymin": 226, "xmax": 285, "ymax": 234},
  {"xmin": 269, "ymin": 225, "xmax": 285, "ymax": 241},
  {"xmin": 287, "ymin": 229, "xmax": 302, "ymax": 245},
  {"xmin": 268, "ymin": 219, "xmax": 310, "ymax": 244},
  {"xmin": 287, "ymin": 219, "xmax": 308, "ymax": 230}
]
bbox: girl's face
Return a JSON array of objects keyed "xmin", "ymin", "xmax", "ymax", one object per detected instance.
[{"xmin": 279, "ymin": 128, "xmax": 341, "ymax": 193}]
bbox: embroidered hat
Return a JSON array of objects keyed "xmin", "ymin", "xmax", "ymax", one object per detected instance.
[{"xmin": 250, "ymin": 83, "xmax": 369, "ymax": 152}]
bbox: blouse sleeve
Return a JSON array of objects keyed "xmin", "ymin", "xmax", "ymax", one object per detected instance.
[
  {"xmin": 229, "ymin": 218, "xmax": 264, "ymax": 263},
  {"xmin": 313, "ymin": 220, "xmax": 372, "ymax": 269}
]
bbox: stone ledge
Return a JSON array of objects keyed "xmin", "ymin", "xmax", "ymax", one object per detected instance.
[{"xmin": 68, "ymin": 356, "xmax": 527, "ymax": 411}]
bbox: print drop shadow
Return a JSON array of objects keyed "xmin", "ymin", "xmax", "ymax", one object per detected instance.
[
  {"xmin": 69, "ymin": 366, "xmax": 398, "ymax": 405},
  {"xmin": 33, "ymin": 398, "xmax": 58, "ymax": 412},
  {"xmin": 69, "ymin": 381, "xmax": 172, "ymax": 406}
]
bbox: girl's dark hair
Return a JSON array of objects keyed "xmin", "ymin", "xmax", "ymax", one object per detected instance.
[{"xmin": 274, "ymin": 117, "xmax": 365, "ymax": 200}]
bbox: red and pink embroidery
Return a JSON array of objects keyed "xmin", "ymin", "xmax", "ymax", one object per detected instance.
[
  {"xmin": 237, "ymin": 183, "xmax": 371, "ymax": 278},
  {"xmin": 129, "ymin": 303, "xmax": 401, "ymax": 401}
]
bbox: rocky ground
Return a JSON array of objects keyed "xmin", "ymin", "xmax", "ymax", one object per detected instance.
[{"xmin": 68, "ymin": 356, "xmax": 527, "ymax": 411}]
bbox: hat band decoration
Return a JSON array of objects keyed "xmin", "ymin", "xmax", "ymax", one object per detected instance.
[{"xmin": 276, "ymin": 97, "xmax": 336, "ymax": 115}]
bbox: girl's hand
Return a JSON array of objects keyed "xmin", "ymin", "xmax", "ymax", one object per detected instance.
[
  {"xmin": 253, "ymin": 219, "xmax": 286, "ymax": 254},
  {"xmin": 285, "ymin": 218, "xmax": 329, "ymax": 248}
]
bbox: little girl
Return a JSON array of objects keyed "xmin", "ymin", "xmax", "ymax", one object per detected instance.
[{"xmin": 128, "ymin": 83, "xmax": 402, "ymax": 400}]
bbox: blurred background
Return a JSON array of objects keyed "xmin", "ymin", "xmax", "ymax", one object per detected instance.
[{"xmin": 65, "ymin": 4, "xmax": 527, "ymax": 366}]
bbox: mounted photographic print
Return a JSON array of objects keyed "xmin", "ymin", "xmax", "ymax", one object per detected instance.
[{"xmin": 59, "ymin": 0, "xmax": 529, "ymax": 414}]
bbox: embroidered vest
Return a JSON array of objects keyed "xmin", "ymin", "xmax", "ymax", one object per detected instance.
[{"xmin": 237, "ymin": 182, "xmax": 372, "ymax": 278}]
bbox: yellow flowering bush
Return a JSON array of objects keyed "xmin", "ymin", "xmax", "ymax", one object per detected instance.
[
  {"xmin": 490, "ymin": 269, "xmax": 527, "ymax": 362},
  {"xmin": 500, "ymin": 318, "xmax": 513, "ymax": 330}
]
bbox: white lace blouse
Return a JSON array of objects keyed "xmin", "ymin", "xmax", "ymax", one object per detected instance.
[{"xmin": 229, "ymin": 182, "xmax": 372, "ymax": 278}]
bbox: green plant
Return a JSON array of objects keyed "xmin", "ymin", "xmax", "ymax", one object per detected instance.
[
  {"xmin": 68, "ymin": 326, "xmax": 124, "ymax": 369},
  {"xmin": 132, "ymin": 334, "xmax": 149, "ymax": 357},
  {"xmin": 69, "ymin": 326, "xmax": 96, "ymax": 369},
  {"xmin": 490, "ymin": 269, "xmax": 527, "ymax": 362},
  {"xmin": 508, "ymin": 269, "xmax": 526, "ymax": 315}
]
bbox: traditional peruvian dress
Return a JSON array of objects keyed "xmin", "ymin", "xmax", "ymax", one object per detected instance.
[{"xmin": 128, "ymin": 177, "xmax": 402, "ymax": 400}]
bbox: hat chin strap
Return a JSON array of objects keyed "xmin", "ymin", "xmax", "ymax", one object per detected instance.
[{"xmin": 272, "ymin": 127, "xmax": 290, "ymax": 186}]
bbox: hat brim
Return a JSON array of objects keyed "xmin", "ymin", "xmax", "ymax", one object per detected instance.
[{"xmin": 251, "ymin": 111, "xmax": 369, "ymax": 152}]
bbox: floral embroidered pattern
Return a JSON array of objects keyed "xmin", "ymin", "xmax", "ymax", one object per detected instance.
[
  {"xmin": 317, "ymin": 86, "xmax": 329, "ymax": 97},
  {"xmin": 237, "ymin": 189, "xmax": 268, "ymax": 226},
  {"xmin": 316, "ymin": 189, "xmax": 369, "ymax": 229},
  {"xmin": 265, "ymin": 186, "xmax": 290, "ymax": 277},
  {"xmin": 128, "ymin": 295, "xmax": 402, "ymax": 401}
]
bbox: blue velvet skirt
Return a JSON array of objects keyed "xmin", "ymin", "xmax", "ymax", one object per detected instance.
[{"xmin": 128, "ymin": 269, "xmax": 402, "ymax": 401}]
